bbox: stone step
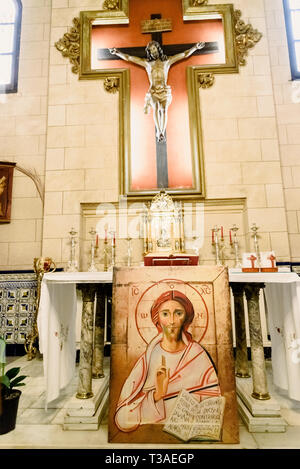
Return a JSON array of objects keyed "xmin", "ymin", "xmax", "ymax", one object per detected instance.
[
  {"xmin": 63, "ymin": 388, "xmax": 109, "ymax": 431},
  {"xmin": 236, "ymin": 376, "xmax": 281, "ymax": 417},
  {"xmin": 237, "ymin": 396, "xmax": 287, "ymax": 433},
  {"xmin": 65, "ymin": 371, "xmax": 110, "ymax": 417}
]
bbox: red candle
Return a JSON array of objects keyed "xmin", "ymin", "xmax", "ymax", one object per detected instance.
[
  {"xmin": 229, "ymin": 230, "xmax": 232, "ymax": 244},
  {"xmin": 113, "ymin": 233, "xmax": 116, "ymax": 246},
  {"xmin": 212, "ymin": 229, "xmax": 215, "ymax": 244},
  {"xmin": 95, "ymin": 234, "xmax": 98, "ymax": 247},
  {"xmin": 104, "ymin": 229, "xmax": 107, "ymax": 242},
  {"xmin": 221, "ymin": 226, "xmax": 224, "ymax": 239}
]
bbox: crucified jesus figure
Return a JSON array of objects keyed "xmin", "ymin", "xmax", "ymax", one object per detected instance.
[{"xmin": 109, "ymin": 40, "xmax": 205, "ymax": 142}]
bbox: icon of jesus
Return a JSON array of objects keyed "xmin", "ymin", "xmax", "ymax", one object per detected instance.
[{"xmin": 114, "ymin": 290, "xmax": 220, "ymax": 432}]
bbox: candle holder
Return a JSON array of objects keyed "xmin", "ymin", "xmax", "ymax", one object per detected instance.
[
  {"xmin": 211, "ymin": 226, "xmax": 223, "ymax": 266},
  {"xmin": 25, "ymin": 257, "xmax": 56, "ymax": 360},
  {"xmin": 66, "ymin": 227, "xmax": 79, "ymax": 272},
  {"xmin": 192, "ymin": 236, "xmax": 200, "ymax": 264},
  {"xmin": 88, "ymin": 227, "xmax": 98, "ymax": 272},
  {"xmin": 108, "ymin": 230, "xmax": 116, "ymax": 271},
  {"xmin": 230, "ymin": 224, "xmax": 242, "ymax": 270},
  {"xmin": 251, "ymin": 223, "xmax": 261, "ymax": 268},
  {"xmin": 179, "ymin": 202, "xmax": 185, "ymax": 252},
  {"xmin": 142, "ymin": 207, "xmax": 148, "ymax": 256},
  {"xmin": 127, "ymin": 237, "xmax": 132, "ymax": 267}
]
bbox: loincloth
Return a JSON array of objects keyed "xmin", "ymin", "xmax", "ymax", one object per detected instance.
[{"xmin": 144, "ymin": 85, "xmax": 172, "ymax": 111}]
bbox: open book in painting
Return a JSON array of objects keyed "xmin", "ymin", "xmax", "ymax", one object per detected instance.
[{"xmin": 163, "ymin": 389, "xmax": 226, "ymax": 442}]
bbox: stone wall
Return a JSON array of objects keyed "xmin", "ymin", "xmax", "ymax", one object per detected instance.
[
  {"xmin": 264, "ymin": 0, "xmax": 300, "ymax": 262},
  {"xmin": 0, "ymin": 0, "xmax": 51, "ymax": 270}
]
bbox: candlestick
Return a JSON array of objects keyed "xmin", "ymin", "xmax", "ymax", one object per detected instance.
[
  {"xmin": 212, "ymin": 226, "xmax": 222, "ymax": 266},
  {"xmin": 230, "ymin": 224, "xmax": 241, "ymax": 269},
  {"xmin": 251, "ymin": 223, "xmax": 261, "ymax": 268},
  {"xmin": 142, "ymin": 205, "xmax": 148, "ymax": 255},
  {"xmin": 66, "ymin": 227, "xmax": 79, "ymax": 272},
  {"xmin": 109, "ymin": 230, "xmax": 116, "ymax": 270},
  {"xmin": 179, "ymin": 203, "xmax": 185, "ymax": 252},
  {"xmin": 103, "ymin": 237, "xmax": 108, "ymax": 272},
  {"xmin": 88, "ymin": 227, "xmax": 98, "ymax": 272},
  {"xmin": 127, "ymin": 237, "xmax": 132, "ymax": 267}
]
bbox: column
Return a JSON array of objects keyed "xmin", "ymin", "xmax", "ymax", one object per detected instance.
[
  {"xmin": 230, "ymin": 283, "xmax": 250, "ymax": 378},
  {"xmin": 244, "ymin": 283, "xmax": 270, "ymax": 400},
  {"xmin": 76, "ymin": 284, "xmax": 97, "ymax": 399},
  {"xmin": 92, "ymin": 285, "xmax": 106, "ymax": 379}
]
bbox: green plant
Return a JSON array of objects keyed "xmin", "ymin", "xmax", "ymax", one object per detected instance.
[{"xmin": 0, "ymin": 336, "xmax": 26, "ymax": 399}]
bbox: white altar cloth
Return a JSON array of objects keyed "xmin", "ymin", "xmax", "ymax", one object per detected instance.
[
  {"xmin": 37, "ymin": 271, "xmax": 113, "ymax": 407},
  {"xmin": 229, "ymin": 271, "xmax": 300, "ymax": 401},
  {"xmin": 38, "ymin": 269, "xmax": 300, "ymax": 405}
]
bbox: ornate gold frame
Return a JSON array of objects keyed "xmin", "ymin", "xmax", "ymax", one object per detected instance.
[{"xmin": 55, "ymin": 2, "xmax": 261, "ymax": 200}]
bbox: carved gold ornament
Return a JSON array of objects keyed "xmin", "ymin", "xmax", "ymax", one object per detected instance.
[
  {"xmin": 103, "ymin": 77, "xmax": 120, "ymax": 93},
  {"xmin": 25, "ymin": 257, "xmax": 56, "ymax": 360},
  {"xmin": 55, "ymin": 17, "xmax": 80, "ymax": 74},
  {"xmin": 198, "ymin": 73, "xmax": 215, "ymax": 89},
  {"xmin": 103, "ymin": 0, "xmax": 120, "ymax": 10},
  {"xmin": 234, "ymin": 10, "xmax": 262, "ymax": 66},
  {"xmin": 191, "ymin": 0, "xmax": 208, "ymax": 5}
]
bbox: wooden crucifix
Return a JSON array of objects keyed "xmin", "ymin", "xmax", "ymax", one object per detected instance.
[{"xmin": 97, "ymin": 13, "xmax": 218, "ymax": 189}]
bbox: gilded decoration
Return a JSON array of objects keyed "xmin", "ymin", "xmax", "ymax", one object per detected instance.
[
  {"xmin": 234, "ymin": 9, "xmax": 263, "ymax": 66},
  {"xmin": 198, "ymin": 73, "xmax": 215, "ymax": 89},
  {"xmin": 103, "ymin": 0, "xmax": 120, "ymax": 10},
  {"xmin": 55, "ymin": 17, "xmax": 80, "ymax": 74},
  {"xmin": 143, "ymin": 190, "xmax": 185, "ymax": 255},
  {"xmin": 191, "ymin": 0, "xmax": 208, "ymax": 6},
  {"xmin": 103, "ymin": 77, "xmax": 120, "ymax": 93}
]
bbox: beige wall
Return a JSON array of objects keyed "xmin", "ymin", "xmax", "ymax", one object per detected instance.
[
  {"xmin": 0, "ymin": 0, "xmax": 51, "ymax": 270},
  {"xmin": 201, "ymin": 0, "xmax": 290, "ymax": 262},
  {"xmin": 264, "ymin": 0, "xmax": 300, "ymax": 262},
  {"xmin": 0, "ymin": 0, "xmax": 299, "ymax": 270}
]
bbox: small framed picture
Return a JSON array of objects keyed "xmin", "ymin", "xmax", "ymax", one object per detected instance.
[
  {"xmin": 242, "ymin": 252, "xmax": 260, "ymax": 272},
  {"xmin": 0, "ymin": 162, "xmax": 16, "ymax": 223},
  {"xmin": 260, "ymin": 251, "xmax": 278, "ymax": 272}
]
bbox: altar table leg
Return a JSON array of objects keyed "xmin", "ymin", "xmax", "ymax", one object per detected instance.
[
  {"xmin": 92, "ymin": 285, "xmax": 106, "ymax": 379},
  {"xmin": 244, "ymin": 283, "xmax": 270, "ymax": 400},
  {"xmin": 76, "ymin": 284, "xmax": 97, "ymax": 399},
  {"xmin": 231, "ymin": 283, "xmax": 250, "ymax": 378}
]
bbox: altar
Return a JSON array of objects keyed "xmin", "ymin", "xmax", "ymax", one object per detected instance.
[
  {"xmin": 37, "ymin": 268, "xmax": 300, "ymax": 432},
  {"xmin": 37, "ymin": 271, "xmax": 113, "ymax": 409}
]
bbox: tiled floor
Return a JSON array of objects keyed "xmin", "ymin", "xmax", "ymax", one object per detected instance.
[{"xmin": 1, "ymin": 356, "xmax": 300, "ymax": 449}]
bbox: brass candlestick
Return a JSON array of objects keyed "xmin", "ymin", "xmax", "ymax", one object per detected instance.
[
  {"xmin": 127, "ymin": 237, "xmax": 132, "ymax": 267},
  {"xmin": 103, "ymin": 239, "xmax": 108, "ymax": 272},
  {"xmin": 109, "ymin": 231, "xmax": 116, "ymax": 270},
  {"xmin": 88, "ymin": 227, "xmax": 98, "ymax": 272},
  {"xmin": 25, "ymin": 257, "xmax": 56, "ymax": 360}
]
